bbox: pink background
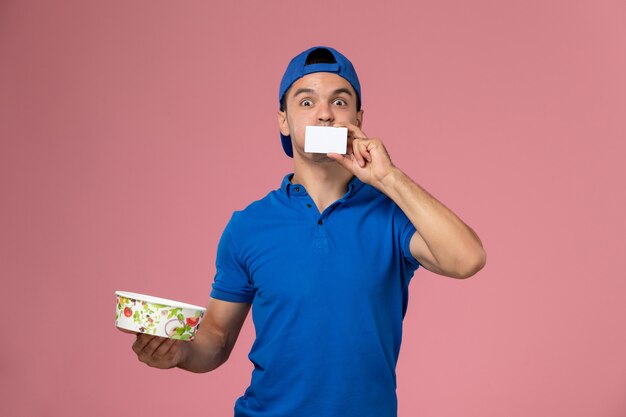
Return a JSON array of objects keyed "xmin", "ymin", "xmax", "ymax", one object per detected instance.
[{"xmin": 1, "ymin": 0, "xmax": 625, "ymax": 416}]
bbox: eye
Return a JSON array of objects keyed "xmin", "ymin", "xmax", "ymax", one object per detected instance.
[
  {"xmin": 333, "ymin": 98, "xmax": 347, "ymax": 106},
  {"xmin": 300, "ymin": 99, "xmax": 313, "ymax": 107}
]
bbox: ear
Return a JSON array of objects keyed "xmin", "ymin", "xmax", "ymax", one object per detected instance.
[
  {"xmin": 356, "ymin": 109, "xmax": 364, "ymax": 128},
  {"xmin": 278, "ymin": 110, "xmax": 290, "ymax": 136}
]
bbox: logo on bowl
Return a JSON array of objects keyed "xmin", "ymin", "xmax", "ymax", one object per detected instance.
[
  {"xmin": 162, "ymin": 309, "xmax": 203, "ymax": 341},
  {"xmin": 164, "ymin": 318, "xmax": 183, "ymax": 337}
]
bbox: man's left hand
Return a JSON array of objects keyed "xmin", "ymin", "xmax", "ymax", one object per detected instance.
[{"xmin": 327, "ymin": 122, "xmax": 396, "ymax": 189}]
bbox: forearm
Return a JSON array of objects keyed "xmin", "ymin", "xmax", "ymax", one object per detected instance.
[
  {"xmin": 378, "ymin": 167, "xmax": 485, "ymax": 276},
  {"xmin": 177, "ymin": 325, "xmax": 232, "ymax": 373}
]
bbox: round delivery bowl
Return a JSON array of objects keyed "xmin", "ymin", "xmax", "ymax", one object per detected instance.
[{"xmin": 115, "ymin": 291, "xmax": 205, "ymax": 341}]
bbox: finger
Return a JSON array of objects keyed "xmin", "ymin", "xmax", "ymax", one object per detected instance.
[
  {"xmin": 359, "ymin": 141, "xmax": 371, "ymax": 162},
  {"xmin": 365, "ymin": 139, "xmax": 390, "ymax": 163},
  {"xmin": 135, "ymin": 334, "xmax": 168, "ymax": 361},
  {"xmin": 132, "ymin": 333, "xmax": 155, "ymax": 354},
  {"xmin": 151, "ymin": 338, "xmax": 178, "ymax": 363},
  {"xmin": 352, "ymin": 139, "xmax": 366, "ymax": 168},
  {"xmin": 334, "ymin": 121, "xmax": 366, "ymax": 137},
  {"xmin": 334, "ymin": 122, "xmax": 367, "ymax": 141}
]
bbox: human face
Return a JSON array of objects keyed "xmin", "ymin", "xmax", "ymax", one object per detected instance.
[{"xmin": 278, "ymin": 72, "xmax": 363, "ymax": 162}]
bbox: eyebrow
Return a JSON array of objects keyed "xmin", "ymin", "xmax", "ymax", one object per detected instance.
[
  {"xmin": 293, "ymin": 88, "xmax": 316, "ymax": 97},
  {"xmin": 331, "ymin": 88, "xmax": 354, "ymax": 97},
  {"xmin": 292, "ymin": 87, "xmax": 354, "ymax": 97}
]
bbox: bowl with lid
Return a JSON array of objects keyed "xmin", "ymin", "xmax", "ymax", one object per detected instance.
[{"xmin": 115, "ymin": 291, "xmax": 205, "ymax": 341}]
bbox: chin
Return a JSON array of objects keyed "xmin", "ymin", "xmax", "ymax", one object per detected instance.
[
  {"xmin": 295, "ymin": 149, "xmax": 331, "ymax": 163},
  {"xmin": 310, "ymin": 154, "xmax": 335, "ymax": 163}
]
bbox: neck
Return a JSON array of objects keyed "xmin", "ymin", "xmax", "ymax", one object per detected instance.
[{"xmin": 291, "ymin": 156, "xmax": 353, "ymax": 212}]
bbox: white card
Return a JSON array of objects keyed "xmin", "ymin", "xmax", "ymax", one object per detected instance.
[{"xmin": 304, "ymin": 126, "xmax": 348, "ymax": 154}]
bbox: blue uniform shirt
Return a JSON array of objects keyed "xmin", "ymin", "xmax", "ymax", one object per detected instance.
[{"xmin": 211, "ymin": 174, "xmax": 420, "ymax": 417}]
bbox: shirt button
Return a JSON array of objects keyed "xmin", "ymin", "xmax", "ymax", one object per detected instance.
[
  {"xmin": 306, "ymin": 203, "xmax": 312, "ymax": 208},
  {"xmin": 294, "ymin": 186, "xmax": 300, "ymax": 192},
  {"xmin": 318, "ymin": 220, "xmax": 323, "ymax": 225}
]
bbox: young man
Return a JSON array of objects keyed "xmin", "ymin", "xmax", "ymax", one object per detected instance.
[{"xmin": 125, "ymin": 46, "xmax": 486, "ymax": 417}]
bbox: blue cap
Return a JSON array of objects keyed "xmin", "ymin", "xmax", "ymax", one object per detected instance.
[{"xmin": 279, "ymin": 46, "xmax": 361, "ymax": 157}]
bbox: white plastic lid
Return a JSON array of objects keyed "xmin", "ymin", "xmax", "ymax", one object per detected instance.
[{"xmin": 115, "ymin": 291, "xmax": 206, "ymax": 311}]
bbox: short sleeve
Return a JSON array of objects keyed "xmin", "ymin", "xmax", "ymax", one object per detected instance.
[
  {"xmin": 393, "ymin": 204, "xmax": 421, "ymax": 273},
  {"xmin": 210, "ymin": 215, "xmax": 255, "ymax": 303}
]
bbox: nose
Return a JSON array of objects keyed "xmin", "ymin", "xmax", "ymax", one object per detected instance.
[{"xmin": 316, "ymin": 102, "xmax": 334, "ymax": 126}]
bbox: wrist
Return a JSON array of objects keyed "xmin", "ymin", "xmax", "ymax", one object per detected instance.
[{"xmin": 377, "ymin": 166, "xmax": 405, "ymax": 194}]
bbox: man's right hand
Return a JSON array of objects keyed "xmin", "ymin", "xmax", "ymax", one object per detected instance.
[
  {"xmin": 130, "ymin": 333, "xmax": 189, "ymax": 369},
  {"xmin": 119, "ymin": 298, "xmax": 251, "ymax": 373}
]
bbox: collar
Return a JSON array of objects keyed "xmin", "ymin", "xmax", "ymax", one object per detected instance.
[{"xmin": 280, "ymin": 173, "xmax": 365, "ymax": 199}]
